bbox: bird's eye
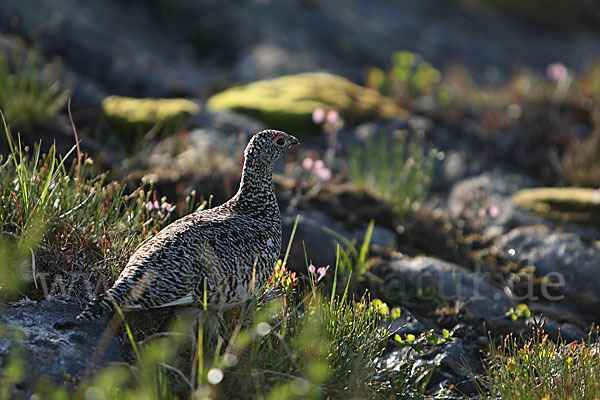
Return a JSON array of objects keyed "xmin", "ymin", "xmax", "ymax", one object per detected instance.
[{"xmin": 276, "ymin": 137, "xmax": 285, "ymax": 146}]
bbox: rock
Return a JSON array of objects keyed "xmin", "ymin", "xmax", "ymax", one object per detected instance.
[
  {"xmin": 1, "ymin": 0, "xmax": 212, "ymax": 102},
  {"xmin": 206, "ymin": 73, "xmax": 408, "ymax": 136},
  {"xmin": 121, "ymin": 109, "xmax": 267, "ymax": 204},
  {"xmin": 135, "ymin": 0, "xmax": 600, "ymax": 81},
  {"xmin": 449, "ymin": 172, "xmax": 600, "ymax": 241},
  {"xmin": 384, "ymin": 255, "xmax": 515, "ymax": 321},
  {"xmin": 236, "ymin": 43, "xmax": 321, "ymax": 82},
  {"xmin": 102, "ymin": 96, "xmax": 201, "ymax": 140},
  {"xmin": 511, "ymin": 187, "xmax": 600, "ymax": 226},
  {"xmin": 380, "ymin": 336, "xmax": 482, "ymax": 398},
  {"xmin": 187, "ymin": 109, "xmax": 267, "ymax": 138},
  {"xmin": 494, "ymin": 226, "xmax": 600, "ymax": 317},
  {"xmin": 281, "ymin": 209, "xmax": 396, "ymax": 272},
  {"xmin": 0, "ymin": 300, "xmax": 122, "ymax": 396},
  {"xmin": 526, "ymin": 316, "xmax": 587, "ymax": 343},
  {"xmin": 384, "ymin": 307, "xmax": 429, "ymax": 337},
  {"xmin": 448, "ymin": 171, "xmax": 539, "ymax": 232}
]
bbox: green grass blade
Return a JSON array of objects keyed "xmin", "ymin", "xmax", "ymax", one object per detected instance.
[
  {"xmin": 110, "ymin": 298, "xmax": 141, "ymax": 361},
  {"xmin": 282, "ymin": 214, "xmax": 299, "ymax": 269},
  {"xmin": 358, "ymin": 219, "xmax": 374, "ymax": 266},
  {"xmin": 330, "ymin": 244, "xmax": 340, "ymax": 310}
]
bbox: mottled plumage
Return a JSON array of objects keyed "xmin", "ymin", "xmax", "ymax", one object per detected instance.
[{"xmin": 77, "ymin": 130, "xmax": 299, "ymax": 320}]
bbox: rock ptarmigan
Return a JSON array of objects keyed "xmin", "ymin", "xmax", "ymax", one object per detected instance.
[{"xmin": 77, "ymin": 129, "xmax": 299, "ymax": 320}]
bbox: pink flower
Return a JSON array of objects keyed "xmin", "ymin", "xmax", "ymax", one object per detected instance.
[
  {"xmin": 308, "ymin": 264, "xmax": 316, "ymax": 275},
  {"xmin": 146, "ymin": 201, "xmax": 154, "ymax": 211},
  {"xmin": 312, "ymin": 108, "xmax": 325, "ymax": 124},
  {"xmin": 317, "ymin": 267, "xmax": 327, "ymax": 279},
  {"xmin": 315, "ymin": 166, "xmax": 331, "ymax": 181},
  {"xmin": 154, "ymin": 200, "xmax": 160, "ymax": 210},
  {"xmin": 325, "ymin": 110, "xmax": 340, "ymax": 124},
  {"xmin": 302, "ymin": 157, "xmax": 314, "ymax": 170},
  {"xmin": 546, "ymin": 62, "xmax": 569, "ymax": 83},
  {"xmin": 161, "ymin": 202, "xmax": 175, "ymax": 213},
  {"xmin": 313, "ymin": 159, "xmax": 332, "ymax": 181},
  {"xmin": 478, "ymin": 207, "xmax": 487, "ymax": 218},
  {"xmin": 488, "ymin": 205, "xmax": 499, "ymax": 218}
]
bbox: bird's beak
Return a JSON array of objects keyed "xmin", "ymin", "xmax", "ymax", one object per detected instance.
[{"xmin": 290, "ymin": 136, "xmax": 300, "ymax": 145}]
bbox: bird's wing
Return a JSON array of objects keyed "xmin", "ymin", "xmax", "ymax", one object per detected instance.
[{"xmin": 121, "ymin": 292, "xmax": 195, "ymax": 310}]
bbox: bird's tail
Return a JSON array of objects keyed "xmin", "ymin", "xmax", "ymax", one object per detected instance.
[{"xmin": 76, "ymin": 292, "xmax": 118, "ymax": 320}]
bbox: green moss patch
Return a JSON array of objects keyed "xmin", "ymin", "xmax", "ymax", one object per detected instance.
[
  {"xmin": 206, "ymin": 72, "xmax": 408, "ymax": 135},
  {"xmin": 101, "ymin": 96, "xmax": 200, "ymax": 140},
  {"xmin": 511, "ymin": 187, "xmax": 600, "ymax": 225}
]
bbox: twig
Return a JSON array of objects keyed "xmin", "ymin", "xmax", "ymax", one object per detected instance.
[
  {"xmin": 58, "ymin": 189, "xmax": 95, "ymax": 219},
  {"xmin": 29, "ymin": 247, "xmax": 38, "ymax": 289},
  {"xmin": 68, "ymin": 98, "xmax": 82, "ymax": 181},
  {"xmin": 160, "ymin": 362, "xmax": 195, "ymax": 393},
  {"xmin": 138, "ymin": 331, "xmax": 192, "ymax": 346}
]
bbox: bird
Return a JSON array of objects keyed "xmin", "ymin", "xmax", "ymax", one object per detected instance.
[{"xmin": 77, "ymin": 129, "xmax": 299, "ymax": 320}]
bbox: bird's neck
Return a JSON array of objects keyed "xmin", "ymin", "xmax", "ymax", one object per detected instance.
[{"xmin": 233, "ymin": 159, "xmax": 277, "ymax": 212}]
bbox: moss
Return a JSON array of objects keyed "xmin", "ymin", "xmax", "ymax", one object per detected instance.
[
  {"xmin": 511, "ymin": 187, "xmax": 600, "ymax": 225},
  {"xmin": 206, "ymin": 73, "xmax": 408, "ymax": 136},
  {"xmin": 101, "ymin": 96, "xmax": 200, "ymax": 140}
]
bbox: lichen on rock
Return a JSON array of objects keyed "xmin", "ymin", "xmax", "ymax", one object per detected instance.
[
  {"xmin": 511, "ymin": 187, "xmax": 600, "ymax": 225},
  {"xmin": 101, "ymin": 96, "xmax": 200, "ymax": 140},
  {"xmin": 206, "ymin": 72, "xmax": 408, "ymax": 135}
]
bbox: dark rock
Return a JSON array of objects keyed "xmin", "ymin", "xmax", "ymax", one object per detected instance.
[
  {"xmin": 384, "ymin": 307, "xmax": 429, "ymax": 338},
  {"xmin": 153, "ymin": 0, "xmax": 600, "ymax": 81},
  {"xmin": 528, "ymin": 316, "xmax": 587, "ymax": 343},
  {"xmin": 385, "ymin": 255, "xmax": 515, "ymax": 321},
  {"xmin": 380, "ymin": 336, "xmax": 482, "ymax": 398},
  {"xmin": 0, "ymin": 300, "xmax": 122, "ymax": 396},
  {"xmin": 526, "ymin": 301, "xmax": 590, "ymax": 340},
  {"xmin": 494, "ymin": 226, "xmax": 600, "ymax": 317},
  {"xmin": 448, "ymin": 171, "xmax": 539, "ymax": 233},
  {"xmin": 1, "ymin": 0, "xmax": 211, "ymax": 108},
  {"xmin": 281, "ymin": 209, "xmax": 396, "ymax": 272},
  {"xmin": 449, "ymin": 172, "xmax": 600, "ymax": 239}
]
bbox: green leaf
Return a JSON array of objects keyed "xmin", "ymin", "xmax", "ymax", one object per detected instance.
[{"xmin": 390, "ymin": 307, "xmax": 402, "ymax": 320}]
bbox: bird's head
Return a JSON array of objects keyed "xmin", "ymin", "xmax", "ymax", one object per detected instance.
[{"xmin": 244, "ymin": 129, "xmax": 300, "ymax": 166}]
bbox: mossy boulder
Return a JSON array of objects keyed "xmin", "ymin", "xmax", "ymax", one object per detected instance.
[
  {"xmin": 206, "ymin": 72, "xmax": 408, "ymax": 136},
  {"xmin": 101, "ymin": 96, "xmax": 200, "ymax": 140},
  {"xmin": 511, "ymin": 187, "xmax": 600, "ymax": 225}
]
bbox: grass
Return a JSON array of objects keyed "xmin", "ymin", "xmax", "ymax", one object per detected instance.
[
  {"xmin": 347, "ymin": 130, "xmax": 438, "ymax": 215},
  {"xmin": 0, "ymin": 40, "xmax": 70, "ymax": 128},
  {"xmin": 0, "ymin": 113, "xmax": 197, "ymax": 301},
  {"xmin": 366, "ymin": 50, "xmax": 450, "ymax": 107},
  {"xmin": 322, "ymin": 219, "xmax": 383, "ymax": 296},
  {"xmin": 485, "ymin": 327, "xmax": 600, "ymax": 399}
]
